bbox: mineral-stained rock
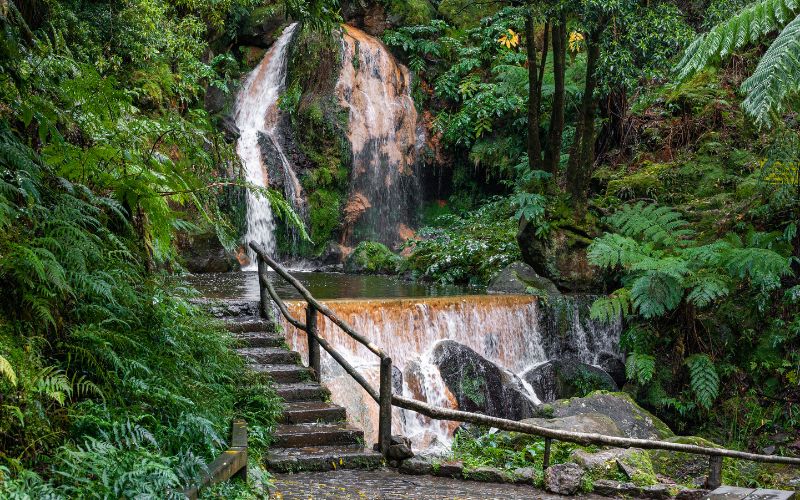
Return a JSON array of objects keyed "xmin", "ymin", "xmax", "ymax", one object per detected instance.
[
  {"xmin": 521, "ymin": 359, "xmax": 617, "ymax": 402},
  {"xmin": 487, "ymin": 261, "xmax": 561, "ymax": 296},
  {"xmin": 431, "ymin": 340, "xmax": 537, "ymax": 420},
  {"xmin": 544, "ymin": 462, "xmax": 585, "ymax": 495},
  {"xmin": 539, "ymin": 391, "xmax": 675, "ymax": 440}
]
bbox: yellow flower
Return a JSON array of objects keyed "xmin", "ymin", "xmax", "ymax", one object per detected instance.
[
  {"xmin": 568, "ymin": 31, "xmax": 585, "ymax": 53},
  {"xmin": 498, "ymin": 29, "xmax": 520, "ymax": 49}
]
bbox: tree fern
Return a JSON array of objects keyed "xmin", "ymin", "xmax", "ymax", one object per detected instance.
[
  {"xmin": 626, "ymin": 352, "xmax": 656, "ymax": 385},
  {"xmin": 606, "ymin": 202, "xmax": 694, "ymax": 248},
  {"xmin": 676, "ymin": 0, "xmax": 800, "ymax": 127},
  {"xmin": 686, "ymin": 354, "xmax": 720, "ymax": 409}
]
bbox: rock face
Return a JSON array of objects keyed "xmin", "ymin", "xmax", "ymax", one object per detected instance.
[
  {"xmin": 519, "ymin": 414, "xmax": 624, "ymax": 438},
  {"xmin": 487, "ymin": 261, "xmax": 561, "ymax": 296},
  {"xmin": 544, "ymin": 462, "xmax": 585, "ymax": 495},
  {"xmin": 597, "ymin": 351, "xmax": 627, "ymax": 387},
  {"xmin": 177, "ymin": 232, "xmax": 240, "ymax": 273},
  {"xmin": 537, "ymin": 391, "xmax": 675, "ymax": 440},
  {"xmin": 570, "ymin": 447, "xmax": 658, "ymax": 486},
  {"xmin": 431, "ymin": 340, "xmax": 537, "ymax": 421},
  {"xmin": 237, "ymin": 8, "xmax": 286, "ymax": 48},
  {"xmin": 517, "ymin": 219, "xmax": 599, "ymax": 292},
  {"xmin": 521, "ymin": 360, "xmax": 618, "ymax": 402}
]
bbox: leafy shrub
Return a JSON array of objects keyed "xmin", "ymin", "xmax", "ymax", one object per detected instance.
[
  {"xmin": 345, "ymin": 241, "xmax": 402, "ymax": 274},
  {"xmin": 402, "ymin": 197, "xmax": 521, "ymax": 286}
]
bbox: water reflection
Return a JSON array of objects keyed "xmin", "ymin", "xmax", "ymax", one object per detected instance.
[{"xmin": 185, "ymin": 271, "xmax": 474, "ymax": 301}]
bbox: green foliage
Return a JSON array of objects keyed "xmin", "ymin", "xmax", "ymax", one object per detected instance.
[
  {"xmin": 685, "ymin": 354, "xmax": 720, "ymax": 409},
  {"xmin": 402, "ymin": 197, "xmax": 521, "ymax": 285},
  {"xmin": 626, "ymin": 352, "xmax": 656, "ymax": 385},
  {"xmin": 345, "ymin": 241, "xmax": 402, "ymax": 274},
  {"xmin": 676, "ymin": 0, "xmax": 800, "ymax": 127}
]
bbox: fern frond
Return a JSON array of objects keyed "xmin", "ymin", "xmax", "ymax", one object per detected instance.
[
  {"xmin": 741, "ymin": 15, "xmax": 800, "ymax": 127},
  {"xmin": 686, "ymin": 272, "xmax": 731, "ymax": 307},
  {"xmin": 606, "ymin": 202, "xmax": 693, "ymax": 247},
  {"xmin": 626, "ymin": 352, "xmax": 656, "ymax": 385},
  {"xmin": 0, "ymin": 355, "xmax": 17, "ymax": 387},
  {"xmin": 686, "ymin": 354, "xmax": 720, "ymax": 409},
  {"xmin": 676, "ymin": 0, "xmax": 800, "ymax": 81},
  {"xmin": 630, "ymin": 272, "xmax": 684, "ymax": 318},
  {"xmin": 590, "ymin": 288, "xmax": 632, "ymax": 323}
]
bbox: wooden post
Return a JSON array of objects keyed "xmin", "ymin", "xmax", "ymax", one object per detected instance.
[
  {"xmin": 231, "ymin": 419, "xmax": 248, "ymax": 482},
  {"xmin": 543, "ymin": 437, "xmax": 552, "ymax": 470},
  {"xmin": 305, "ymin": 304, "xmax": 321, "ymax": 382},
  {"xmin": 706, "ymin": 455, "xmax": 723, "ymax": 489},
  {"xmin": 378, "ymin": 356, "xmax": 393, "ymax": 457},
  {"xmin": 257, "ymin": 257, "xmax": 273, "ymax": 322}
]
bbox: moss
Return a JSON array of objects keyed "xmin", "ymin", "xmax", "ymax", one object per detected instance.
[
  {"xmin": 620, "ymin": 449, "xmax": 658, "ymax": 486},
  {"xmin": 344, "ymin": 241, "xmax": 402, "ymax": 274}
]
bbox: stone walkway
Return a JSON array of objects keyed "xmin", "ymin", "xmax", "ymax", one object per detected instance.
[{"xmin": 270, "ymin": 469, "xmax": 602, "ymax": 499}]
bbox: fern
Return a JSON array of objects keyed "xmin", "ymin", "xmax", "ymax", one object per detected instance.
[
  {"xmin": 0, "ymin": 355, "xmax": 17, "ymax": 387},
  {"xmin": 626, "ymin": 352, "xmax": 656, "ymax": 385},
  {"xmin": 590, "ymin": 288, "xmax": 632, "ymax": 323},
  {"xmin": 629, "ymin": 272, "xmax": 684, "ymax": 318},
  {"xmin": 606, "ymin": 202, "xmax": 694, "ymax": 247},
  {"xmin": 686, "ymin": 354, "xmax": 720, "ymax": 409}
]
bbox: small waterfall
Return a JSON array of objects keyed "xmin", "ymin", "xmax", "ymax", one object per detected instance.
[
  {"xmin": 279, "ymin": 295, "xmax": 621, "ymax": 451},
  {"xmin": 235, "ymin": 23, "xmax": 303, "ymax": 266},
  {"xmin": 336, "ymin": 25, "xmax": 421, "ymax": 248}
]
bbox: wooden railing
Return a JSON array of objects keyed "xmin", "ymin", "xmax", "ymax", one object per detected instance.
[
  {"xmin": 249, "ymin": 242, "xmax": 800, "ymax": 489},
  {"xmin": 183, "ymin": 420, "xmax": 248, "ymax": 499}
]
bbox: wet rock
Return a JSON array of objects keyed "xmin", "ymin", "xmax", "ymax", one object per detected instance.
[
  {"xmin": 431, "ymin": 340, "xmax": 537, "ymax": 421},
  {"xmin": 221, "ymin": 115, "xmax": 240, "ymax": 141},
  {"xmin": 647, "ymin": 436, "xmax": 721, "ymax": 488},
  {"xmin": 176, "ymin": 232, "xmax": 239, "ymax": 273},
  {"xmin": 433, "ymin": 460, "xmax": 463, "ymax": 478},
  {"xmin": 597, "ymin": 351, "xmax": 627, "ymax": 387},
  {"xmin": 544, "ymin": 462, "xmax": 584, "ymax": 495},
  {"xmin": 538, "ymin": 295, "xmax": 621, "ymax": 363},
  {"xmin": 464, "ymin": 466, "xmax": 508, "ymax": 483},
  {"xmin": 591, "ymin": 479, "xmax": 673, "ymax": 499},
  {"xmin": 398, "ymin": 456, "xmax": 433, "ymax": 475},
  {"xmin": 541, "ymin": 391, "xmax": 675, "ymax": 440},
  {"xmin": 386, "ymin": 435, "xmax": 413, "ymax": 461},
  {"xmin": 521, "ymin": 360, "xmax": 617, "ymax": 402},
  {"xmin": 238, "ymin": 8, "xmax": 286, "ymax": 48},
  {"xmin": 487, "ymin": 261, "xmax": 561, "ymax": 296},
  {"xmin": 517, "ymin": 219, "xmax": 599, "ymax": 292},
  {"xmin": 519, "ymin": 414, "xmax": 623, "ymax": 438},
  {"xmin": 320, "ymin": 241, "xmax": 349, "ymax": 265},
  {"xmin": 675, "ymin": 489, "xmax": 711, "ymax": 500}
]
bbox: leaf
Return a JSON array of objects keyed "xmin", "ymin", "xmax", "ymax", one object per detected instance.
[
  {"xmin": 686, "ymin": 354, "xmax": 720, "ymax": 409},
  {"xmin": 626, "ymin": 352, "xmax": 656, "ymax": 385},
  {"xmin": 0, "ymin": 355, "xmax": 17, "ymax": 387}
]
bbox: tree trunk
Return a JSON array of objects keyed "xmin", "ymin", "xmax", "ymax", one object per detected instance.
[
  {"xmin": 526, "ymin": 12, "xmax": 542, "ymax": 172},
  {"xmin": 565, "ymin": 32, "xmax": 600, "ymax": 213},
  {"xmin": 544, "ymin": 18, "xmax": 567, "ymax": 176}
]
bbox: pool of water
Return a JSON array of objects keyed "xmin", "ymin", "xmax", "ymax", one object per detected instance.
[{"xmin": 185, "ymin": 271, "xmax": 475, "ymax": 301}]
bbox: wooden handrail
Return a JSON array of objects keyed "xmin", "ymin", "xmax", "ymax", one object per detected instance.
[
  {"xmin": 248, "ymin": 240, "xmax": 800, "ymax": 481},
  {"xmin": 183, "ymin": 420, "xmax": 248, "ymax": 499}
]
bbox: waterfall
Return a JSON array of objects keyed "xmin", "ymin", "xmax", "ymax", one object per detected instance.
[
  {"xmin": 235, "ymin": 23, "xmax": 303, "ymax": 266},
  {"xmin": 279, "ymin": 295, "xmax": 621, "ymax": 452},
  {"xmin": 336, "ymin": 26, "xmax": 421, "ymax": 248}
]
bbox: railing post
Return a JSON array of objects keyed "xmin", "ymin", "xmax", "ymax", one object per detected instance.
[
  {"xmin": 257, "ymin": 256, "xmax": 273, "ymax": 322},
  {"xmin": 378, "ymin": 356, "xmax": 393, "ymax": 457},
  {"xmin": 706, "ymin": 455, "xmax": 723, "ymax": 489},
  {"xmin": 305, "ymin": 304, "xmax": 321, "ymax": 382},
  {"xmin": 543, "ymin": 437, "xmax": 552, "ymax": 470}
]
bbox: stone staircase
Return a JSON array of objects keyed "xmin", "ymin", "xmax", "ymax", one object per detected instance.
[{"xmin": 226, "ymin": 315, "xmax": 384, "ymax": 473}]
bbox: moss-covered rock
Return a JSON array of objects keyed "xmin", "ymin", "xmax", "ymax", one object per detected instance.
[
  {"xmin": 487, "ymin": 261, "xmax": 561, "ymax": 296},
  {"xmin": 570, "ymin": 447, "xmax": 658, "ymax": 487},
  {"xmin": 344, "ymin": 241, "xmax": 402, "ymax": 274},
  {"xmin": 647, "ymin": 435, "xmax": 721, "ymax": 487}
]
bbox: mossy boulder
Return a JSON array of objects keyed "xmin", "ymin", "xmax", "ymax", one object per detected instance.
[
  {"xmin": 570, "ymin": 447, "xmax": 658, "ymax": 487},
  {"xmin": 487, "ymin": 261, "xmax": 561, "ymax": 296},
  {"xmin": 540, "ymin": 391, "xmax": 675, "ymax": 440},
  {"xmin": 344, "ymin": 241, "xmax": 402, "ymax": 274},
  {"xmin": 647, "ymin": 435, "xmax": 721, "ymax": 487}
]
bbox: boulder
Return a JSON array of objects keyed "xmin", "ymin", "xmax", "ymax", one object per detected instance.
[
  {"xmin": 177, "ymin": 232, "xmax": 239, "ymax": 273},
  {"xmin": 431, "ymin": 340, "xmax": 537, "ymax": 421},
  {"xmin": 521, "ymin": 359, "xmax": 617, "ymax": 402},
  {"xmin": 647, "ymin": 436, "xmax": 721, "ymax": 487},
  {"xmin": 512, "ymin": 467, "xmax": 537, "ymax": 484},
  {"xmin": 487, "ymin": 261, "xmax": 561, "ymax": 296},
  {"xmin": 519, "ymin": 414, "xmax": 623, "ymax": 438},
  {"xmin": 540, "ymin": 391, "xmax": 675, "ymax": 440},
  {"xmin": 398, "ymin": 456, "xmax": 433, "ymax": 476},
  {"xmin": 433, "ymin": 460, "xmax": 464, "ymax": 479},
  {"xmin": 517, "ymin": 219, "xmax": 599, "ymax": 292},
  {"xmin": 544, "ymin": 462, "xmax": 585, "ymax": 495},
  {"xmin": 237, "ymin": 9, "xmax": 287, "ymax": 48},
  {"xmin": 570, "ymin": 447, "xmax": 658, "ymax": 486},
  {"xmin": 591, "ymin": 479, "xmax": 674, "ymax": 499},
  {"xmin": 597, "ymin": 351, "xmax": 627, "ymax": 387},
  {"xmin": 386, "ymin": 435, "xmax": 413, "ymax": 461},
  {"xmin": 464, "ymin": 466, "xmax": 509, "ymax": 483},
  {"xmin": 320, "ymin": 241, "xmax": 350, "ymax": 265}
]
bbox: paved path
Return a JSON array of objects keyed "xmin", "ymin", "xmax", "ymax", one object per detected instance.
[{"xmin": 270, "ymin": 469, "xmax": 601, "ymax": 499}]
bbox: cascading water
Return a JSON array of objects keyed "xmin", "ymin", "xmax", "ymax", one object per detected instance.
[
  {"xmin": 336, "ymin": 26, "xmax": 421, "ymax": 248},
  {"xmin": 235, "ymin": 23, "xmax": 303, "ymax": 266},
  {"xmin": 279, "ymin": 295, "xmax": 621, "ymax": 452}
]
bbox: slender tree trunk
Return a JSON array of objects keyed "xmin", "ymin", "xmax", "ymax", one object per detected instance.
[
  {"xmin": 544, "ymin": 18, "xmax": 567, "ymax": 176},
  {"xmin": 526, "ymin": 12, "xmax": 542, "ymax": 172},
  {"xmin": 565, "ymin": 31, "xmax": 600, "ymax": 212}
]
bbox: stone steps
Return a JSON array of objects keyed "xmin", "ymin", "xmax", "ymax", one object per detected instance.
[
  {"xmin": 226, "ymin": 313, "xmax": 382, "ymax": 474},
  {"xmin": 281, "ymin": 401, "xmax": 347, "ymax": 424},
  {"xmin": 266, "ymin": 446, "xmax": 384, "ymax": 473}
]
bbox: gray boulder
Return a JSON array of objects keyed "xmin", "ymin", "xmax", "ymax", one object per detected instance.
[
  {"xmin": 431, "ymin": 340, "xmax": 537, "ymax": 421},
  {"xmin": 176, "ymin": 232, "xmax": 240, "ymax": 273},
  {"xmin": 544, "ymin": 462, "xmax": 585, "ymax": 495},
  {"xmin": 597, "ymin": 351, "xmax": 627, "ymax": 387},
  {"xmin": 520, "ymin": 414, "xmax": 623, "ymax": 438},
  {"xmin": 488, "ymin": 261, "xmax": 561, "ymax": 296},
  {"xmin": 521, "ymin": 359, "xmax": 617, "ymax": 402},
  {"xmin": 538, "ymin": 391, "xmax": 675, "ymax": 440}
]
